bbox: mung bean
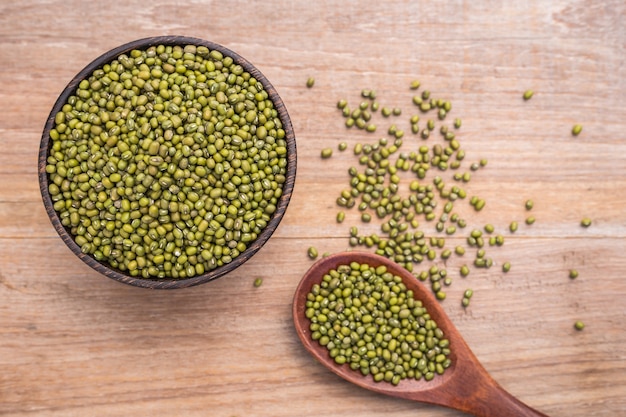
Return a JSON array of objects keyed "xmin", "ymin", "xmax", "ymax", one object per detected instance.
[
  {"xmin": 46, "ymin": 43, "xmax": 288, "ymax": 280},
  {"xmin": 572, "ymin": 124, "xmax": 583, "ymax": 136},
  {"xmin": 305, "ymin": 262, "xmax": 451, "ymax": 384},
  {"xmin": 525, "ymin": 199, "xmax": 534, "ymax": 210}
]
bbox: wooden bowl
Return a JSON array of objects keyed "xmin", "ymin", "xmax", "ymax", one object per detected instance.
[{"xmin": 38, "ymin": 36, "xmax": 297, "ymax": 289}]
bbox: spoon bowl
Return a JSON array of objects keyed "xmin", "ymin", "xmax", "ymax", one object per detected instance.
[{"xmin": 292, "ymin": 252, "xmax": 550, "ymax": 417}]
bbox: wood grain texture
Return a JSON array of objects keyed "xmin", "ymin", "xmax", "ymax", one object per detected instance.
[{"xmin": 0, "ymin": 1, "xmax": 625, "ymax": 416}]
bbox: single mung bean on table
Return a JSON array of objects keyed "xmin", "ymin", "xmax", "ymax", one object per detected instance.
[
  {"xmin": 46, "ymin": 44, "xmax": 289, "ymax": 280},
  {"xmin": 525, "ymin": 199, "xmax": 534, "ymax": 210},
  {"xmin": 305, "ymin": 262, "xmax": 451, "ymax": 385}
]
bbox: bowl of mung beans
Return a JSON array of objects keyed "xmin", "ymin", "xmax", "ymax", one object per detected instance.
[{"xmin": 38, "ymin": 36, "xmax": 297, "ymax": 289}]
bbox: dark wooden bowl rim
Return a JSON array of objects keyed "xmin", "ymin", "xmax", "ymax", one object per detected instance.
[{"xmin": 38, "ymin": 36, "xmax": 297, "ymax": 289}]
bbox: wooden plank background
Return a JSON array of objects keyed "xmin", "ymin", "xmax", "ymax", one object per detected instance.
[{"xmin": 0, "ymin": 1, "xmax": 625, "ymax": 416}]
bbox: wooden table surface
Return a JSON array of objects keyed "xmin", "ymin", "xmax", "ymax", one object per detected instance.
[{"xmin": 1, "ymin": 1, "xmax": 625, "ymax": 416}]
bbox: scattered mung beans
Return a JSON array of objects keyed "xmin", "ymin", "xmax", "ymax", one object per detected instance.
[
  {"xmin": 306, "ymin": 77, "xmax": 315, "ymax": 88},
  {"xmin": 328, "ymin": 80, "xmax": 548, "ymax": 307},
  {"xmin": 569, "ymin": 269, "xmax": 579, "ymax": 279},
  {"xmin": 305, "ymin": 262, "xmax": 451, "ymax": 384},
  {"xmin": 574, "ymin": 321, "xmax": 585, "ymax": 331},
  {"xmin": 572, "ymin": 124, "xmax": 583, "ymax": 136},
  {"xmin": 502, "ymin": 262, "xmax": 511, "ymax": 273},
  {"xmin": 308, "ymin": 246, "xmax": 319, "ymax": 260},
  {"xmin": 525, "ymin": 199, "xmax": 534, "ymax": 210},
  {"xmin": 321, "ymin": 148, "xmax": 333, "ymax": 159},
  {"xmin": 253, "ymin": 277, "xmax": 264, "ymax": 287},
  {"xmin": 46, "ymin": 43, "xmax": 289, "ymax": 280},
  {"xmin": 581, "ymin": 217, "xmax": 592, "ymax": 227},
  {"xmin": 461, "ymin": 288, "xmax": 473, "ymax": 307},
  {"xmin": 523, "ymin": 90, "xmax": 534, "ymax": 100}
]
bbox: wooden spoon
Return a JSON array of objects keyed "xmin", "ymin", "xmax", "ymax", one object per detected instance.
[{"xmin": 292, "ymin": 251, "xmax": 550, "ymax": 417}]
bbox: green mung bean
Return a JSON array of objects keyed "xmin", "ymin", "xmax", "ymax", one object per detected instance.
[
  {"xmin": 254, "ymin": 277, "xmax": 264, "ymax": 287},
  {"xmin": 523, "ymin": 90, "xmax": 534, "ymax": 100},
  {"xmin": 521, "ymin": 201, "xmax": 532, "ymax": 212},
  {"xmin": 574, "ymin": 320, "xmax": 585, "ymax": 331},
  {"xmin": 502, "ymin": 262, "xmax": 511, "ymax": 273},
  {"xmin": 572, "ymin": 124, "xmax": 583, "ymax": 136},
  {"xmin": 581, "ymin": 217, "xmax": 592, "ymax": 227},
  {"xmin": 509, "ymin": 221, "xmax": 518, "ymax": 233},
  {"xmin": 305, "ymin": 262, "xmax": 451, "ymax": 385},
  {"xmin": 569, "ymin": 269, "xmax": 579, "ymax": 279},
  {"xmin": 306, "ymin": 77, "xmax": 315, "ymax": 88},
  {"xmin": 321, "ymin": 148, "xmax": 333, "ymax": 159},
  {"xmin": 46, "ymin": 43, "xmax": 288, "ymax": 280},
  {"xmin": 328, "ymin": 81, "xmax": 513, "ymax": 305},
  {"xmin": 308, "ymin": 246, "xmax": 319, "ymax": 260}
]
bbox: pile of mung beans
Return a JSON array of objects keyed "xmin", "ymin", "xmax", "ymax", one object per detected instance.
[
  {"xmin": 45, "ymin": 44, "xmax": 288, "ymax": 279},
  {"xmin": 328, "ymin": 81, "xmax": 512, "ymax": 304},
  {"xmin": 305, "ymin": 262, "xmax": 451, "ymax": 385},
  {"xmin": 315, "ymin": 80, "xmax": 590, "ymax": 321}
]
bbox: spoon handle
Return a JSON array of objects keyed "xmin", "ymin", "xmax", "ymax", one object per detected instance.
[
  {"xmin": 436, "ymin": 362, "xmax": 551, "ymax": 417},
  {"xmin": 465, "ymin": 382, "xmax": 551, "ymax": 417}
]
